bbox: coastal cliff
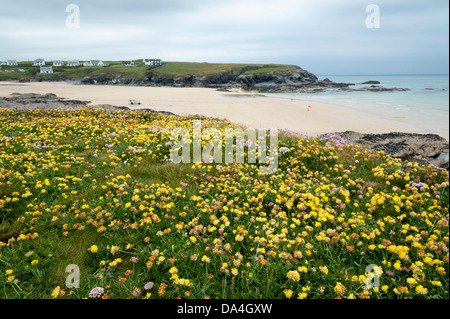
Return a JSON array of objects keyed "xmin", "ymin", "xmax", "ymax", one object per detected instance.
[
  {"xmin": 3, "ymin": 61, "xmax": 410, "ymax": 93},
  {"xmin": 78, "ymin": 64, "xmax": 408, "ymax": 93}
]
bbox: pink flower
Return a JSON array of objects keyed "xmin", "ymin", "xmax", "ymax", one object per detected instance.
[{"xmin": 130, "ymin": 257, "xmax": 138, "ymax": 263}]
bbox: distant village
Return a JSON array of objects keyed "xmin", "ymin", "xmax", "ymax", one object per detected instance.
[{"xmin": 0, "ymin": 58, "xmax": 164, "ymax": 74}]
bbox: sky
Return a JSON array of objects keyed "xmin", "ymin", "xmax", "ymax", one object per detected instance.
[{"xmin": 0, "ymin": 0, "xmax": 448, "ymax": 75}]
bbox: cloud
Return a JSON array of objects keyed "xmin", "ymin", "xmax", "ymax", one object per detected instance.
[{"xmin": 0, "ymin": 0, "xmax": 448, "ymax": 74}]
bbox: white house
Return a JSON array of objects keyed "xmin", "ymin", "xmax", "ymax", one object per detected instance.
[
  {"xmin": 53, "ymin": 60, "xmax": 64, "ymax": 67},
  {"xmin": 0, "ymin": 61, "xmax": 7, "ymax": 66},
  {"xmin": 143, "ymin": 59, "xmax": 163, "ymax": 66},
  {"xmin": 33, "ymin": 59, "xmax": 46, "ymax": 66},
  {"xmin": 91, "ymin": 60, "xmax": 104, "ymax": 67},
  {"xmin": 7, "ymin": 60, "xmax": 18, "ymax": 66},
  {"xmin": 122, "ymin": 61, "xmax": 135, "ymax": 66},
  {"xmin": 67, "ymin": 60, "xmax": 80, "ymax": 67},
  {"xmin": 83, "ymin": 61, "xmax": 93, "ymax": 67},
  {"xmin": 40, "ymin": 66, "xmax": 53, "ymax": 74}
]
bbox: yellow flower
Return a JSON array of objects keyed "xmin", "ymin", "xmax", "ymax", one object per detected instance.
[
  {"xmin": 415, "ymin": 285, "xmax": 427, "ymax": 295},
  {"xmin": 90, "ymin": 245, "xmax": 98, "ymax": 253},
  {"xmin": 334, "ymin": 282, "xmax": 346, "ymax": 296},
  {"xmin": 169, "ymin": 267, "xmax": 178, "ymax": 274},
  {"xmin": 6, "ymin": 276, "xmax": 15, "ymax": 283},
  {"xmin": 406, "ymin": 278, "xmax": 418, "ymax": 286},
  {"xmin": 231, "ymin": 268, "xmax": 239, "ymax": 276},
  {"xmin": 51, "ymin": 286, "xmax": 61, "ymax": 298},
  {"xmin": 283, "ymin": 289, "xmax": 293, "ymax": 299},
  {"xmin": 319, "ymin": 265, "xmax": 328, "ymax": 275},
  {"xmin": 287, "ymin": 271, "xmax": 300, "ymax": 282},
  {"xmin": 31, "ymin": 260, "xmax": 39, "ymax": 265},
  {"xmin": 297, "ymin": 292, "xmax": 308, "ymax": 299},
  {"xmin": 5, "ymin": 269, "xmax": 13, "ymax": 275},
  {"xmin": 201, "ymin": 255, "xmax": 210, "ymax": 263},
  {"xmin": 430, "ymin": 281, "xmax": 442, "ymax": 287}
]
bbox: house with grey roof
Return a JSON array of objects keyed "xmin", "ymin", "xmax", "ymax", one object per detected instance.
[
  {"xmin": 91, "ymin": 60, "xmax": 104, "ymax": 66},
  {"xmin": 84, "ymin": 60, "xmax": 104, "ymax": 67},
  {"xmin": 33, "ymin": 59, "xmax": 46, "ymax": 66},
  {"xmin": 67, "ymin": 60, "xmax": 80, "ymax": 67},
  {"xmin": 40, "ymin": 66, "xmax": 53, "ymax": 74},
  {"xmin": 53, "ymin": 60, "xmax": 64, "ymax": 67},
  {"xmin": 7, "ymin": 60, "xmax": 18, "ymax": 66},
  {"xmin": 143, "ymin": 59, "xmax": 163, "ymax": 66}
]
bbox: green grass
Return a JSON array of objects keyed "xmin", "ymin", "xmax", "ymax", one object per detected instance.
[
  {"xmin": 243, "ymin": 66, "xmax": 296, "ymax": 75},
  {"xmin": 1, "ymin": 61, "xmax": 299, "ymax": 82},
  {"xmin": 151, "ymin": 62, "xmax": 253, "ymax": 77},
  {"xmin": 152, "ymin": 62, "xmax": 297, "ymax": 77}
]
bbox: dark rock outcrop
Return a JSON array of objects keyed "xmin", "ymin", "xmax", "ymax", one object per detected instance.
[
  {"xmin": 361, "ymin": 80, "xmax": 381, "ymax": 85},
  {"xmin": 0, "ymin": 93, "xmax": 178, "ymax": 116},
  {"xmin": 0, "ymin": 93, "xmax": 91, "ymax": 109},
  {"xmin": 326, "ymin": 131, "xmax": 449, "ymax": 169}
]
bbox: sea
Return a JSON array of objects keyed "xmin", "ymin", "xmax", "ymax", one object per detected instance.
[{"xmin": 268, "ymin": 74, "xmax": 449, "ymax": 138}]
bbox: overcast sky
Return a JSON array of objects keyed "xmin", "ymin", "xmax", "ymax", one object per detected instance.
[{"xmin": 0, "ymin": 0, "xmax": 448, "ymax": 75}]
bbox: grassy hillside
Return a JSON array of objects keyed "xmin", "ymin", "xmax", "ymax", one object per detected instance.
[
  {"xmin": 0, "ymin": 107, "xmax": 448, "ymax": 299},
  {"xmin": 0, "ymin": 61, "xmax": 298, "ymax": 82},
  {"xmin": 151, "ymin": 62, "xmax": 297, "ymax": 77}
]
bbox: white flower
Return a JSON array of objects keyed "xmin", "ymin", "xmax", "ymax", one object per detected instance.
[
  {"xmin": 279, "ymin": 147, "xmax": 291, "ymax": 155},
  {"xmin": 144, "ymin": 282, "xmax": 154, "ymax": 290},
  {"xmin": 89, "ymin": 287, "xmax": 105, "ymax": 299}
]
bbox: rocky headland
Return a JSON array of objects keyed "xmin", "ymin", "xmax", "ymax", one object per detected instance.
[{"xmin": 77, "ymin": 65, "xmax": 409, "ymax": 94}]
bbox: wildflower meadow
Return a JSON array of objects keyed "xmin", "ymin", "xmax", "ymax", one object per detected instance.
[{"xmin": 0, "ymin": 107, "xmax": 448, "ymax": 299}]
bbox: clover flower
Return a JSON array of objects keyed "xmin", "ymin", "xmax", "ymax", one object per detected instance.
[
  {"xmin": 287, "ymin": 271, "xmax": 300, "ymax": 282},
  {"xmin": 334, "ymin": 282, "xmax": 346, "ymax": 296},
  {"xmin": 144, "ymin": 282, "xmax": 154, "ymax": 290},
  {"xmin": 89, "ymin": 287, "xmax": 105, "ymax": 299}
]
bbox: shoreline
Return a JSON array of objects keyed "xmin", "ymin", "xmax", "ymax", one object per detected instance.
[{"xmin": 0, "ymin": 80, "xmax": 448, "ymax": 141}]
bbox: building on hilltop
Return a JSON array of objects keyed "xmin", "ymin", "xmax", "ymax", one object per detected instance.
[
  {"xmin": 91, "ymin": 60, "xmax": 104, "ymax": 67},
  {"xmin": 33, "ymin": 58, "xmax": 46, "ymax": 66},
  {"xmin": 40, "ymin": 66, "xmax": 53, "ymax": 74},
  {"xmin": 143, "ymin": 59, "xmax": 163, "ymax": 66},
  {"xmin": 53, "ymin": 60, "xmax": 64, "ymax": 67},
  {"xmin": 67, "ymin": 60, "xmax": 80, "ymax": 67},
  {"xmin": 83, "ymin": 60, "xmax": 104, "ymax": 67}
]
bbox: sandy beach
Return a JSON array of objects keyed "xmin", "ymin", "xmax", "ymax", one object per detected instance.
[{"xmin": 0, "ymin": 81, "xmax": 448, "ymax": 140}]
